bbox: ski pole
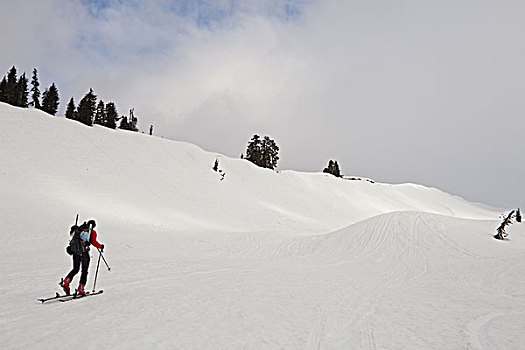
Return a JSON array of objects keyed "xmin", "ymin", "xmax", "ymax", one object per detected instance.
[
  {"xmin": 92, "ymin": 250, "xmax": 102, "ymax": 292},
  {"xmin": 96, "ymin": 247, "xmax": 111, "ymax": 271}
]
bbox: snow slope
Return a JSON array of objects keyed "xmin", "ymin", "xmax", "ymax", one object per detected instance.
[{"xmin": 1, "ymin": 102, "xmax": 523, "ymax": 349}]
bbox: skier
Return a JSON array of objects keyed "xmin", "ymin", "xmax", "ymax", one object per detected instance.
[{"xmin": 60, "ymin": 219, "xmax": 105, "ymax": 296}]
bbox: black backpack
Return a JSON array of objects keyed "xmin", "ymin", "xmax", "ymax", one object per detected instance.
[{"xmin": 67, "ymin": 223, "xmax": 90, "ymax": 256}]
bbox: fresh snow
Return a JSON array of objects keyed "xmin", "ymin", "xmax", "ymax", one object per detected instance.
[{"xmin": 1, "ymin": 102, "xmax": 524, "ymax": 349}]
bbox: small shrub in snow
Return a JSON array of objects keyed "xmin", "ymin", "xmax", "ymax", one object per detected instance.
[{"xmin": 494, "ymin": 210, "xmax": 516, "ymax": 240}]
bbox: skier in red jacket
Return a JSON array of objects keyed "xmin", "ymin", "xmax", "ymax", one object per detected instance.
[{"xmin": 60, "ymin": 219, "xmax": 104, "ymax": 296}]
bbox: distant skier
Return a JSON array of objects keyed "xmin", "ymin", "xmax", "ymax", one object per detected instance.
[{"xmin": 60, "ymin": 219, "xmax": 104, "ymax": 296}]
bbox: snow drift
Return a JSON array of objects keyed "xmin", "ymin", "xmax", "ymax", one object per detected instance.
[{"xmin": 1, "ymin": 102, "xmax": 524, "ymax": 349}]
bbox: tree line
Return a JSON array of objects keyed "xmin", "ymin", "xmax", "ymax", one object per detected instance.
[
  {"xmin": 3, "ymin": 66, "xmax": 347, "ymax": 175},
  {"xmin": 0, "ymin": 66, "xmax": 59, "ymax": 115},
  {"xmin": 0, "ymin": 66, "xmax": 139, "ymax": 132},
  {"xmin": 65, "ymin": 88, "xmax": 137, "ymax": 131}
]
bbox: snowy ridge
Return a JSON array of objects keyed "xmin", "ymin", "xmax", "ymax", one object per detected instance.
[
  {"xmin": 2, "ymin": 102, "xmax": 525, "ymax": 349},
  {"xmin": 0, "ymin": 102, "xmax": 496, "ymax": 236}
]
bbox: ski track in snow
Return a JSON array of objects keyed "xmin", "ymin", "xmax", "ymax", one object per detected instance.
[{"xmin": 4, "ymin": 212, "xmax": 525, "ymax": 349}]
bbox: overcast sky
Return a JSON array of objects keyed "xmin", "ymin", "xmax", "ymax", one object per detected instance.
[{"xmin": 1, "ymin": 0, "xmax": 524, "ymax": 208}]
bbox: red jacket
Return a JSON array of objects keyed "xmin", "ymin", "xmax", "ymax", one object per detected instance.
[{"xmin": 86, "ymin": 229, "xmax": 103, "ymax": 251}]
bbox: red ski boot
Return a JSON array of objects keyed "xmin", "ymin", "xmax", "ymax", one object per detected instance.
[
  {"xmin": 77, "ymin": 283, "xmax": 86, "ymax": 296},
  {"xmin": 60, "ymin": 277, "xmax": 71, "ymax": 295}
]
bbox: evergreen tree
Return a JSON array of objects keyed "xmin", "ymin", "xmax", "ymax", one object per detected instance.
[
  {"xmin": 119, "ymin": 108, "xmax": 139, "ymax": 132},
  {"xmin": 94, "ymin": 100, "xmax": 106, "ymax": 125},
  {"xmin": 245, "ymin": 134, "xmax": 263, "ymax": 167},
  {"xmin": 65, "ymin": 97, "xmax": 77, "ymax": 120},
  {"xmin": 245, "ymin": 134, "xmax": 279, "ymax": 170},
  {"xmin": 77, "ymin": 88, "xmax": 97, "ymax": 126},
  {"xmin": 335, "ymin": 161, "xmax": 341, "ymax": 177},
  {"xmin": 41, "ymin": 83, "xmax": 60, "ymax": 115},
  {"xmin": 494, "ymin": 210, "xmax": 515, "ymax": 240},
  {"xmin": 0, "ymin": 76, "xmax": 7, "ymax": 103},
  {"xmin": 6, "ymin": 66, "xmax": 18, "ymax": 105},
  {"xmin": 323, "ymin": 160, "xmax": 342, "ymax": 177},
  {"xmin": 104, "ymin": 102, "xmax": 118, "ymax": 129},
  {"xmin": 15, "ymin": 72, "xmax": 29, "ymax": 107},
  {"xmin": 128, "ymin": 108, "xmax": 138, "ymax": 131},
  {"xmin": 119, "ymin": 116, "xmax": 129, "ymax": 130},
  {"xmin": 30, "ymin": 68, "xmax": 41, "ymax": 109},
  {"xmin": 129, "ymin": 116, "xmax": 138, "ymax": 131},
  {"xmin": 324, "ymin": 160, "xmax": 334, "ymax": 175},
  {"xmin": 261, "ymin": 136, "xmax": 279, "ymax": 170},
  {"xmin": 517, "ymin": 208, "xmax": 522, "ymax": 223}
]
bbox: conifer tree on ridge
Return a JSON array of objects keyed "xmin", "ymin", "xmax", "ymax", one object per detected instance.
[
  {"xmin": 0, "ymin": 76, "xmax": 7, "ymax": 102},
  {"xmin": 119, "ymin": 108, "xmax": 139, "ymax": 132},
  {"xmin": 65, "ymin": 97, "xmax": 77, "ymax": 120},
  {"xmin": 245, "ymin": 134, "xmax": 279, "ymax": 170},
  {"xmin": 41, "ymin": 83, "xmax": 60, "ymax": 115},
  {"xmin": 77, "ymin": 88, "xmax": 97, "ymax": 126},
  {"xmin": 104, "ymin": 102, "xmax": 118, "ymax": 129},
  {"xmin": 16, "ymin": 73, "xmax": 29, "ymax": 108},
  {"xmin": 94, "ymin": 100, "xmax": 106, "ymax": 126},
  {"xmin": 30, "ymin": 68, "xmax": 41, "ymax": 109},
  {"xmin": 323, "ymin": 160, "xmax": 342, "ymax": 177},
  {"xmin": 6, "ymin": 66, "xmax": 18, "ymax": 105}
]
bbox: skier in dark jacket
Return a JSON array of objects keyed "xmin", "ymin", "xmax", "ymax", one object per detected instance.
[{"xmin": 60, "ymin": 219, "xmax": 104, "ymax": 296}]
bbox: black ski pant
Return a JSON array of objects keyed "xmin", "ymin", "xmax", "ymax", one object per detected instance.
[{"xmin": 66, "ymin": 252, "xmax": 90, "ymax": 285}]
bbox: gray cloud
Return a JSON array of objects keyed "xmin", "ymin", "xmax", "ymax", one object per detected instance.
[{"xmin": 1, "ymin": 0, "xmax": 524, "ymax": 208}]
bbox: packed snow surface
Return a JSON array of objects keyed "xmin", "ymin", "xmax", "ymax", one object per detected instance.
[{"xmin": 1, "ymin": 103, "xmax": 524, "ymax": 349}]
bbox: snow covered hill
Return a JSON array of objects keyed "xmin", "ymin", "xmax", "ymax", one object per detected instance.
[
  {"xmin": 0, "ymin": 102, "xmax": 496, "ymax": 235},
  {"xmin": 1, "ymin": 102, "xmax": 524, "ymax": 349}
]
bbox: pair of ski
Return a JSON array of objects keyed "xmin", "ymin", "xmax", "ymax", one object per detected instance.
[{"xmin": 38, "ymin": 290, "xmax": 103, "ymax": 303}]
